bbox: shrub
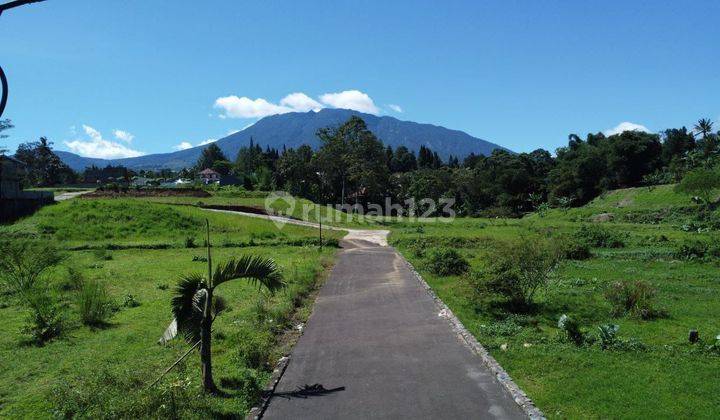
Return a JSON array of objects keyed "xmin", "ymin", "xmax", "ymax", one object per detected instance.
[
  {"xmin": 574, "ymin": 225, "xmax": 625, "ymax": 248},
  {"xmin": 59, "ymin": 266, "xmax": 86, "ymax": 291},
  {"xmin": 79, "ymin": 279, "xmax": 115, "ymax": 326},
  {"xmin": 234, "ymin": 328, "xmax": 274, "ymax": 370},
  {"xmin": 605, "ymin": 280, "xmax": 666, "ymax": 320},
  {"xmin": 0, "ymin": 239, "xmax": 64, "ymax": 295},
  {"xmin": 596, "ymin": 324, "xmax": 619, "ymax": 349},
  {"xmin": 22, "ymin": 289, "xmax": 64, "ymax": 344},
  {"xmin": 0, "ymin": 240, "xmax": 65, "ymax": 343},
  {"xmin": 470, "ymin": 238, "xmax": 560, "ymax": 308},
  {"xmin": 122, "ymin": 294, "xmax": 140, "ymax": 308},
  {"xmin": 673, "ymin": 239, "xmax": 709, "ymax": 260},
  {"xmin": 184, "ymin": 236, "xmax": 197, "ymax": 248},
  {"xmin": 675, "ymin": 166, "xmax": 720, "ymax": 204},
  {"xmin": 557, "ymin": 236, "xmax": 593, "ymax": 260},
  {"xmin": 425, "ymin": 248, "xmax": 469, "ymax": 276},
  {"xmin": 557, "ymin": 314, "xmax": 584, "ymax": 345}
]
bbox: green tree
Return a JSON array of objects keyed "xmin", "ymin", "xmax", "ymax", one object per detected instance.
[
  {"xmin": 675, "ymin": 166, "xmax": 720, "ymax": 204},
  {"xmin": 14, "ymin": 137, "xmax": 77, "ymax": 186},
  {"xmin": 390, "ymin": 145, "xmax": 417, "ymax": 173},
  {"xmin": 161, "ymin": 226, "xmax": 284, "ymax": 393},
  {"xmin": 0, "ymin": 119, "xmax": 13, "ymax": 154},
  {"xmin": 195, "ymin": 143, "xmax": 228, "ymax": 171},
  {"xmin": 315, "ymin": 116, "xmax": 390, "ymax": 205},
  {"xmin": 694, "ymin": 118, "xmax": 714, "ymax": 139}
]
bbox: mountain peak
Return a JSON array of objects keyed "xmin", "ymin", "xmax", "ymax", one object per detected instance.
[{"xmin": 58, "ymin": 112, "xmax": 508, "ymax": 171}]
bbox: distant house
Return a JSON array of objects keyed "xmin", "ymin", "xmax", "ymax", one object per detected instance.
[
  {"xmin": 199, "ymin": 168, "xmax": 221, "ymax": 184},
  {"xmin": 0, "ymin": 155, "xmax": 54, "ymax": 222},
  {"xmin": 131, "ymin": 177, "xmax": 152, "ymax": 187}
]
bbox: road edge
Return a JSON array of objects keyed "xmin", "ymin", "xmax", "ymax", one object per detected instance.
[{"xmin": 400, "ymin": 252, "xmax": 546, "ymax": 420}]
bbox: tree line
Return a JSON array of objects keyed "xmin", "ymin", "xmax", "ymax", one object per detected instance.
[
  {"xmin": 4, "ymin": 115, "xmax": 719, "ymax": 216},
  {"xmin": 196, "ymin": 116, "xmax": 720, "ymax": 216}
]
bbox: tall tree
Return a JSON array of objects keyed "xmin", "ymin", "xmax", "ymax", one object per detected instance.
[
  {"xmin": 195, "ymin": 143, "xmax": 228, "ymax": 171},
  {"xmin": 390, "ymin": 146, "xmax": 417, "ymax": 173},
  {"xmin": 694, "ymin": 118, "xmax": 714, "ymax": 139},
  {"xmin": 14, "ymin": 137, "xmax": 77, "ymax": 186},
  {"xmin": 0, "ymin": 119, "xmax": 12, "ymax": 155},
  {"xmin": 315, "ymin": 116, "xmax": 390, "ymax": 205}
]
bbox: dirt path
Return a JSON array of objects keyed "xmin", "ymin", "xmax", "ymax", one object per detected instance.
[{"xmin": 208, "ymin": 209, "xmax": 529, "ymax": 419}]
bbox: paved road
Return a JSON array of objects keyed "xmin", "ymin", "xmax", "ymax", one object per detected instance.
[
  {"xmin": 54, "ymin": 190, "xmax": 93, "ymax": 201},
  {"xmin": 261, "ymin": 233, "xmax": 526, "ymax": 419}
]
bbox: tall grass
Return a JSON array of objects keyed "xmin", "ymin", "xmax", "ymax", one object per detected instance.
[{"xmin": 78, "ymin": 279, "xmax": 114, "ymax": 327}]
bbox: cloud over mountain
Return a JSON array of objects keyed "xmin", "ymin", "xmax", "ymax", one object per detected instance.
[{"xmin": 214, "ymin": 89, "xmax": 382, "ymax": 119}]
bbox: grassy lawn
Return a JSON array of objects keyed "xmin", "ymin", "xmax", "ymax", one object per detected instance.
[
  {"xmin": 0, "ymin": 199, "xmax": 340, "ymax": 417},
  {"xmin": 387, "ymin": 186, "xmax": 720, "ymax": 418}
]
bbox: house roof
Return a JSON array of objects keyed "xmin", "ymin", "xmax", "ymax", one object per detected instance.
[
  {"xmin": 0, "ymin": 155, "xmax": 27, "ymax": 166},
  {"xmin": 199, "ymin": 168, "xmax": 220, "ymax": 175}
]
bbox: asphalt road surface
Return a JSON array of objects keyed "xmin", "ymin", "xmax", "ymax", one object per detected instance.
[{"xmin": 262, "ymin": 233, "xmax": 526, "ymax": 419}]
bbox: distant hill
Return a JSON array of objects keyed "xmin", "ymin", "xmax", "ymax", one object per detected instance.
[{"xmin": 57, "ymin": 108, "xmax": 509, "ymax": 171}]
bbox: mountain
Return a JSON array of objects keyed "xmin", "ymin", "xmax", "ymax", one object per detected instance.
[{"xmin": 57, "ymin": 109, "xmax": 509, "ymax": 171}]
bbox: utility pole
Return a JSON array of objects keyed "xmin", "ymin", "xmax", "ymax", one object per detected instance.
[
  {"xmin": 316, "ymin": 171, "xmax": 324, "ymax": 251},
  {"xmin": 0, "ymin": 0, "xmax": 48, "ymax": 118}
]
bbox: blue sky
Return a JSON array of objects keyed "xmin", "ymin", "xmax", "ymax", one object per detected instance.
[{"xmin": 1, "ymin": 0, "xmax": 718, "ymax": 158}]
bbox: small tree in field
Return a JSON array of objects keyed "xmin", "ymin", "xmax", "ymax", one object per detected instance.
[
  {"xmin": 675, "ymin": 167, "xmax": 720, "ymax": 204},
  {"xmin": 470, "ymin": 238, "xmax": 560, "ymax": 309},
  {"xmin": 160, "ymin": 221, "xmax": 284, "ymax": 393}
]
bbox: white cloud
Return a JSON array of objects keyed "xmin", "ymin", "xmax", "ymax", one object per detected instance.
[
  {"xmin": 603, "ymin": 122, "xmax": 652, "ymax": 136},
  {"xmin": 280, "ymin": 92, "xmax": 323, "ymax": 112},
  {"xmin": 213, "ymin": 89, "xmax": 382, "ymax": 119},
  {"xmin": 198, "ymin": 138, "xmax": 217, "ymax": 146},
  {"xmin": 64, "ymin": 125, "xmax": 144, "ymax": 159},
  {"xmin": 113, "ymin": 129, "xmax": 134, "ymax": 143},
  {"xmin": 172, "ymin": 138, "xmax": 217, "ymax": 152},
  {"xmin": 173, "ymin": 141, "xmax": 193, "ymax": 151},
  {"xmin": 388, "ymin": 104, "xmax": 403, "ymax": 113},
  {"xmin": 319, "ymin": 90, "xmax": 380, "ymax": 115},
  {"xmin": 214, "ymin": 96, "xmax": 293, "ymax": 119}
]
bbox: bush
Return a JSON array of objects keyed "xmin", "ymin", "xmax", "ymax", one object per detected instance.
[
  {"xmin": 596, "ymin": 324, "xmax": 619, "ymax": 349},
  {"xmin": 557, "ymin": 314, "xmax": 584, "ymax": 345},
  {"xmin": 0, "ymin": 239, "xmax": 64, "ymax": 295},
  {"xmin": 22, "ymin": 289, "xmax": 64, "ymax": 344},
  {"xmin": 0, "ymin": 240, "xmax": 65, "ymax": 343},
  {"xmin": 79, "ymin": 279, "xmax": 115, "ymax": 326},
  {"xmin": 574, "ymin": 225, "xmax": 625, "ymax": 248},
  {"xmin": 234, "ymin": 328, "xmax": 274, "ymax": 370},
  {"xmin": 122, "ymin": 294, "xmax": 140, "ymax": 308},
  {"xmin": 425, "ymin": 248, "xmax": 469, "ymax": 276},
  {"xmin": 673, "ymin": 239, "xmax": 710, "ymax": 260},
  {"xmin": 469, "ymin": 238, "xmax": 560, "ymax": 308},
  {"xmin": 675, "ymin": 166, "xmax": 720, "ymax": 204},
  {"xmin": 184, "ymin": 236, "xmax": 197, "ymax": 248},
  {"xmin": 59, "ymin": 266, "xmax": 86, "ymax": 291},
  {"xmin": 557, "ymin": 236, "xmax": 593, "ymax": 260},
  {"xmin": 605, "ymin": 280, "xmax": 666, "ymax": 320}
]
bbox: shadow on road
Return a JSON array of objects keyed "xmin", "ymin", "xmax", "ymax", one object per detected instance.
[{"xmin": 271, "ymin": 383, "xmax": 346, "ymax": 400}]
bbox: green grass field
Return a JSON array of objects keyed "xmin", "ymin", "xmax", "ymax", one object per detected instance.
[
  {"xmin": 0, "ymin": 199, "xmax": 339, "ymax": 417},
  {"xmin": 2, "ymin": 185, "xmax": 719, "ymax": 418},
  {"xmin": 388, "ymin": 185, "xmax": 720, "ymax": 418}
]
